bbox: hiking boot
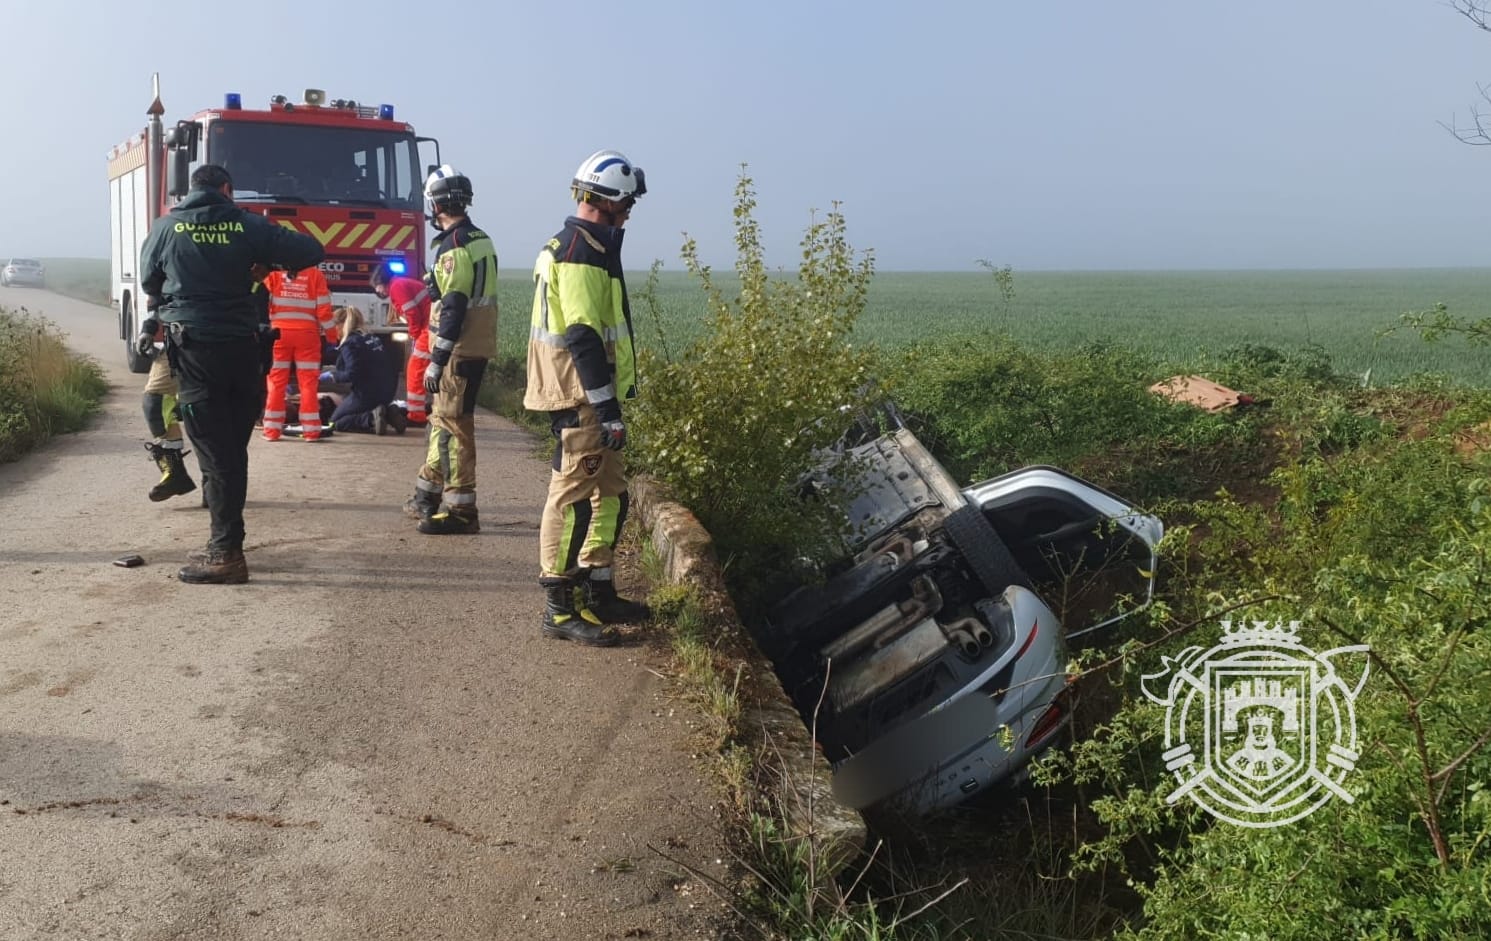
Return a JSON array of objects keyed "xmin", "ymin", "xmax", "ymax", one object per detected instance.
[
  {"xmin": 386, "ymin": 404, "xmax": 409, "ymax": 435},
  {"xmin": 418, "ymin": 508, "xmax": 480, "ymax": 535},
  {"xmin": 579, "ymin": 567, "xmax": 652, "ymax": 624},
  {"xmin": 179, "ymin": 547, "xmax": 248, "ymax": 585},
  {"xmin": 146, "ymin": 443, "xmax": 197, "ymax": 503},
  {"xmin": 373, "ymin": 405, "xmax": 388, "ymax": 436},
  {"xmin": 541, "ymin": 578, "xmax": 619, "ymax": 647}
]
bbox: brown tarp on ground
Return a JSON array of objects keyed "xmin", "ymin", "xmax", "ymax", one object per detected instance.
[{"xmin": 1149, "ymin": 375, "xmax": 1250, "ymax": 412}]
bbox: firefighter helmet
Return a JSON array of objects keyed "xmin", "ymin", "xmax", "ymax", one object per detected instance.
[
  {"xmin": 571, "ymin": 151, "xmax": 646, "ymax": 205},
  {"xmin": 424, "ymin": 165, "xmax": 473, "ymax": 220}
]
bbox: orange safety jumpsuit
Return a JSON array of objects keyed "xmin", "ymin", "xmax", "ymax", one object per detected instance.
[
  {"xmin": 262, "ymin": 268, "xmax": 338, "ymax": 441},
  {"xmin": 386, "ymin": 275, "xmax": 431, "ymax": 424}
]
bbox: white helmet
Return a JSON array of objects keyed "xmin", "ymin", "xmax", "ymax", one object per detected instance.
[
  {"xmin": 571, "ymin": 150, "xmax": 646, "ymax": 205},
  {"xmin": 424, "ymin": 164, "xmax": 473, "ymax": 222}
]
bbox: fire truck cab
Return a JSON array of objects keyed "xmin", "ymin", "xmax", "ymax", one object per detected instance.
[{"xmin": 108, "ymin": 77, "xmax": 440, "ymax": 373}]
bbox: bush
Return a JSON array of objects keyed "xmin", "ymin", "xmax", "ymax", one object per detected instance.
[{"xmin": 628, "ymin": 170, "xmax": 877, "ymax": 595}]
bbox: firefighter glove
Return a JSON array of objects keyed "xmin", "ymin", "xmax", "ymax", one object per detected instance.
[
  {"xmin": 134, "ymin": 316, "xmax": 159, "ymax": 357},
  {"xmin": 423, "ymin": 361, "xmax": 444, "ymax": 395},
  {"xmin": 594, "ymin": 398, "xmax": 625, "ymax": 451},
  {"xmin": 599, "ymin": 420, "xmax": 627, "ymax": 452}
]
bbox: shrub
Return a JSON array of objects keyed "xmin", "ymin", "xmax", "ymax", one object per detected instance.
[{"xmin": 629, "ymin": 170, "xmax": 877, "ymax": 595}]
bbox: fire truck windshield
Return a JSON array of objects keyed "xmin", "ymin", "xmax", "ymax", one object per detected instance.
[{"xmin": 206, "ymin": 120, "xmax": 422, "ymax": 211}]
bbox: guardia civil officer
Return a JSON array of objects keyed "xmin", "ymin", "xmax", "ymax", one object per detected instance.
[
  {"xmin": 402, "ymin": 165, "xmax": 499, "ymax": 535},
  {"xmin": 524, "ymin": 150, "xmax": 650, "ymax": 647},
  {"xmin": 139, "ymin": 164, "xmax": 324, "ymax": 584}
]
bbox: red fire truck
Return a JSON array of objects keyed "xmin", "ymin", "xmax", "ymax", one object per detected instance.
[{"xmin": 108, "ymin": 75, "xmax": 440, "ymax": 372}]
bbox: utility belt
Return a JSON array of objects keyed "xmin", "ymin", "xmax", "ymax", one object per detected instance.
[{"xmin": 162, "ymin": 322, "xmax": 277, "ymax": 376}]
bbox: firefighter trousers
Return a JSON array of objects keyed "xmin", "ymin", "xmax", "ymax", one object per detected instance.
[
  {"xmin": 405, "ymin": 330, "xmax": 430, "ymax": 422},
  {"xmin": 170, "ymin": 329, "xmax": 263, "ymax": 552},
  {"xmin": 142, "ymin": 354, "xmax": 183, "ymax": 445},
  {"xmin": 539, "ymin": 404, "xmax": 629, "ymax": 578},
  {"xmin": 264, "ymin": 327, "xmax": 325, "ymax": 439},
  {"xmin": 416, "ymin": 356, "xmax": 486, "ymax": 512}
]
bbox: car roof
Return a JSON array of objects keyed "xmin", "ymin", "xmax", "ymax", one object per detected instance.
[{"xmin": 7, "ymin": 258, "xmax": 41, "ymax": 266}]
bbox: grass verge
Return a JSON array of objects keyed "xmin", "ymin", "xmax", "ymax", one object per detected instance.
[{"xmin": 0, "ymin": 306, "xmax": 108, "ymax": 463}]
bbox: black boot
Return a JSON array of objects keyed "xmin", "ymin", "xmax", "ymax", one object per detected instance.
[
  {"xmin": 403, "ymin": 489, "xmax": 441, "ymax": 521},
  {"xmin": 579, "ymin": 567, "xmax": 651, "ymax": 624},
  {"xmin": 179, "ymin": 547, "xmax": 249, "ymax": 585},
  {"xmin": 146, "ymin": 443, "xmax": 197, "ymax": 502},
  {"xmin": 418, "ymin": 507, "xmax": 480, "ymax": 535},
  {"xmin": 386, "ymin": 404, "xmax": 409, "ymax": 435},
  {"xmin": 541, "ymin": 577, "xmax": 619, "ymax": 647}
]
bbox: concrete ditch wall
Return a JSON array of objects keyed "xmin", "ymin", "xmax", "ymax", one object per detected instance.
[{"xmin": 629, "ymin": 475, "xmax": 868, "ymax": 871}]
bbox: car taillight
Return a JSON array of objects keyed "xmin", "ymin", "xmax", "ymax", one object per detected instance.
[{"xmin": 1025, "ymin": 687, "xmax": 1072, "ymax": 748}]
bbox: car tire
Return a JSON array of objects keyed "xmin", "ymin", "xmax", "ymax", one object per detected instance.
[{"xmin": 942, "ymin": 503, "xmax": 1035, "ymax": 595}]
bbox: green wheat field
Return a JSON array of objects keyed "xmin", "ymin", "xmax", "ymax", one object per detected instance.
[{"xmin": 50, "ymin": 258, "xmax": 1491, "ymax": 385}]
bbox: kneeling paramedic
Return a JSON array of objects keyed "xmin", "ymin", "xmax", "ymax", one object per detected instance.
[
  {"xmin": 403, "ymin": 165, "xmax": 499, "ymax": 535},
  {"xmin": 138, "ymin": 164, "xmax": 324, "ymax": 584},
  {"xmin": 524, "ymin": 150, "xmax": 651, "ymax": 647}
]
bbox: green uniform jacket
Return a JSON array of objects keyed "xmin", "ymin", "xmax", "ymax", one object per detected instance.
[
  {"xmin": 523, "ymin": 216, "xmax": 637, "ymax": 412},
  {"xmin": 140, "ymin": 188, "xmax": 324, "ymax": 341},
  {"xmin": 427, "ymin": 219, "xmax": 499, "ymax": 364}
]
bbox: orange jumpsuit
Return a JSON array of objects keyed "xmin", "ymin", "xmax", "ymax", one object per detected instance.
[
  {"xmin": 262, "ymin": 268, "xmax": 338, "ymax": 441},
  {"xmin": 386, "ymin": 275, "xmax": 431, "ymax": 423}
]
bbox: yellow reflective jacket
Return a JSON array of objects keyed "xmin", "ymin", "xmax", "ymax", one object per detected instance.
[
  {"xmin": 524, "ymin": 216, "xmax": 637, "ymax": 412},
  {"xmin": 428, "ymin": 219, "xmax": 498, "ymax": 363}
]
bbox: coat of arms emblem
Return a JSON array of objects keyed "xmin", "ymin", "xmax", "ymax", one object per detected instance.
[{"xmin": 1141, "ymin": 620, "xmax": 1370, "ymax": 828}]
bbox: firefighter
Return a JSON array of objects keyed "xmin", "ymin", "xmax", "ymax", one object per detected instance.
[
  {"xmin": 524, "ymin": 150, "xmax": 651, "ymax": 647},
  {"xmin": 138, "ymin": 164, "xmax": 324, "ymax": 584},
  {"xmin": 402, "ymin": 165, "xmax": 499, "ymax": 535},
  {"xmin": 133, "ymin": 319, "xmax": 196, "ymax": 503},
  {"xmin": 371, "ymin": 263, "xmax": 431, "ymax": 426},
  {"xmin": 262, "ymin": 265, "xmax": 338, "ymax": 441}
]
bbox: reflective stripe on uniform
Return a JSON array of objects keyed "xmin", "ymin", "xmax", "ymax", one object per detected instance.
[
  {"xmin": 585, "ymin": 385, "xmax": 616, "ymax": 404},
  {"xmin": 445, "ymin": 491, "xmax": 476, "ymax": 506},
  {"xmin": 411, "ymin": 347, "xmax": 432, "ymax": 361},
  {"xmin": 529, "ymin": 325, "xmax": 566, "ymax": 348},
  {"xmin": 433, "ymin": 336, "xmax": 455, "ymax": 351},
  {"xmin": 270, "ymin": 312, "xmax": 321, "ymax": 326},
  {"xmin": 400, "ymin": 289, "xmax": 428, "ymax": 313}
]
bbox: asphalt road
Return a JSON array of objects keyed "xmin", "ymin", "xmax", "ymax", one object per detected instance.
[{"xmin": 0, "ymin": 287, "xmax": 731, "ymax": 940}]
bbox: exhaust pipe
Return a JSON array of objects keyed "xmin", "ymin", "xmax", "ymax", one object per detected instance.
[
  {"xmin": 941, "ymin": 617, "xmax": 985, "ymax": 658},
  {"xmin": 820, "ymin": 575, "xmax": 942, "ymax": 662}
]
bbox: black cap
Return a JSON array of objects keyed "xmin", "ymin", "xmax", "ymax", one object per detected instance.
[{"xmin": 190, "ymin": 164, "xmax": 234, "ymax": 191}]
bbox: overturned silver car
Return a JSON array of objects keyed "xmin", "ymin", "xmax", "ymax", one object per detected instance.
[{"xmin": 758, "ymin": 411, "xmax": 1162, "ymax": 819}]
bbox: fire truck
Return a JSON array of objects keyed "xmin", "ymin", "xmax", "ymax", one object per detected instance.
[{"xmin": 107, "ymin": 75, "xmax": 440, "ymax": 372}]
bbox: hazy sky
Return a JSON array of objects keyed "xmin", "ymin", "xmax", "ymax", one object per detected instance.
[{"xmin": 4, "ymin": 0, "xmax": 1491, "ymax": 272}]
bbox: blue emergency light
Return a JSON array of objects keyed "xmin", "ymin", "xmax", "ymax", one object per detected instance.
[
  {"xmin": 387, "ymin": 259, "xmax": 407, "ymax": 275},
  {"xmin": 225, "ymin": 93, "xmax": 242, "ymax": 110},
  {"xmin": 378, "ymin": 103, "xmax": 395, "ymax": 121}
]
